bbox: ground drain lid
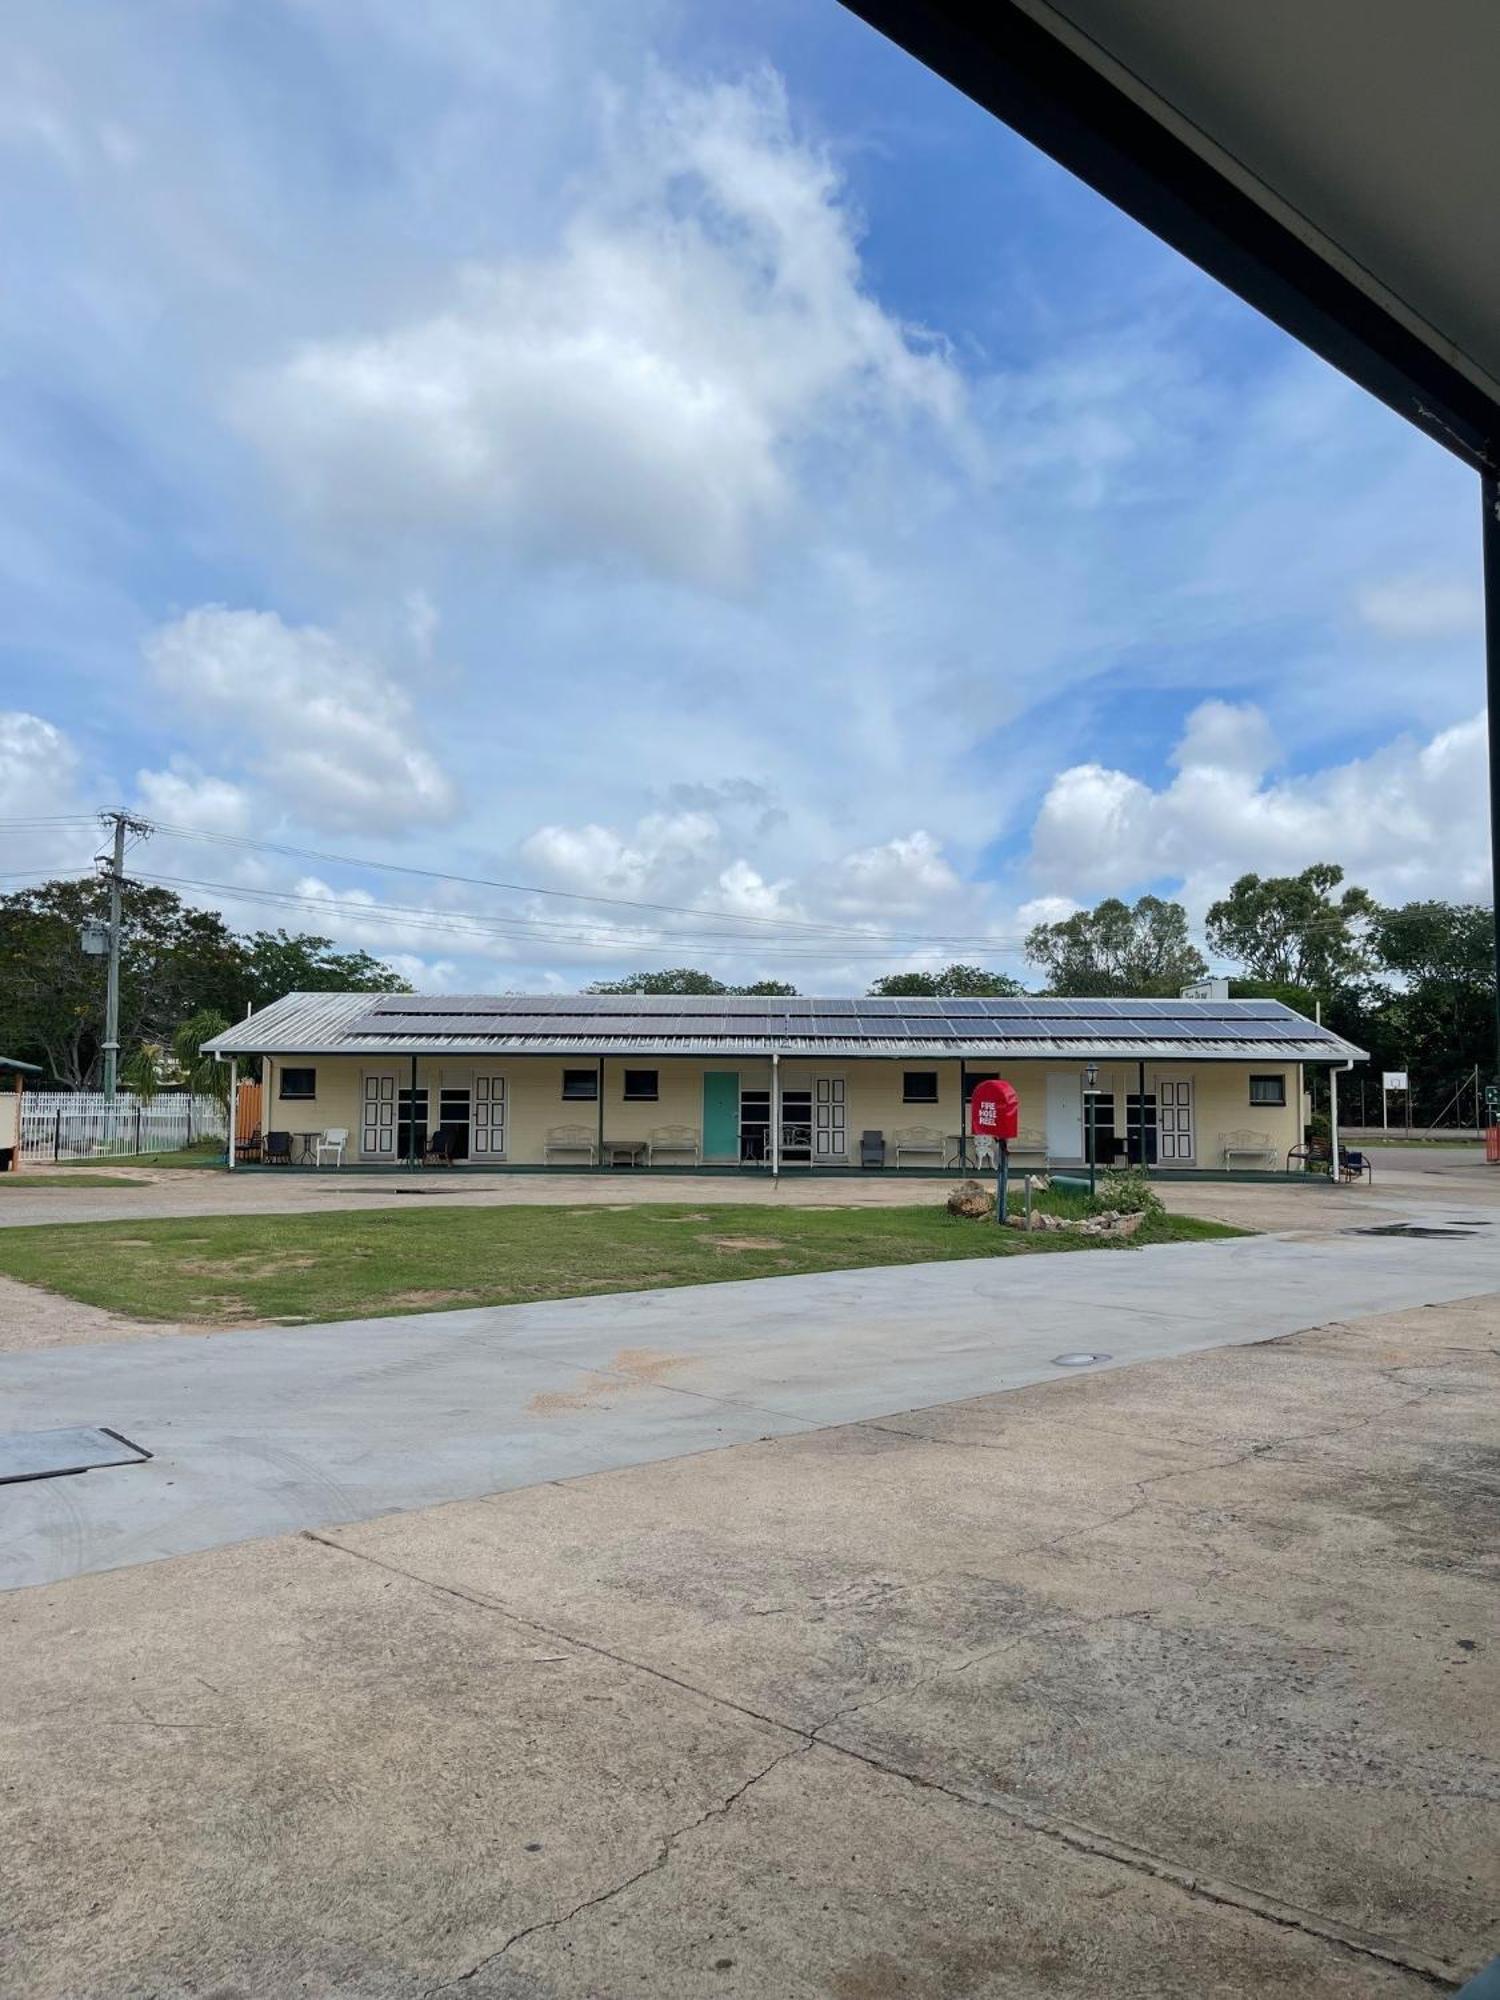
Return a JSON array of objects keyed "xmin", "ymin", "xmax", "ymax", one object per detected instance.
[
  {"xmin": 0, "ymin": 1426, "xmax": 151, "ymax": 1485},
  {"xmin": 1051, "ymin": 1352, "xmax": 1111, "ymax": 1368},
  {"xmin": 1353, "ymin": 1223, "xmax": 1475, "ymax": 1239}
]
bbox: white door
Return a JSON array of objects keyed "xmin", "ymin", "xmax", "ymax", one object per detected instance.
[
  {"xmin": 814, "ymin": 1077, "xmax": 847, "ymax": 1159},
  {"xmin": 1045, "ymin": 1073, "xmax": 1083, "ymax": 1160},
  {"xmin": 1158, "ymin": 1078, "xmax": 1194, "ymax": 1161},
  {"xmin": 361, "ymin": 1073, "xmax": 397, "ymax": 1159},
  {"xmin": 472, "ymin": 1075, "xmax": 507, "ymax": 1159}
]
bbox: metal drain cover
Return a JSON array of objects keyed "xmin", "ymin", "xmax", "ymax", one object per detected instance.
[
  {"xmin": 1354, "ymin": 1223, "xmax": 1474, "ymax": 1239},
  {"xmin": 1051, "ymin": 1352, "xmax": 1111, "ymax": 1368},
  {"xmin": 0, "ymin": 1426, "xmax": 151, "ymax": 1485}
]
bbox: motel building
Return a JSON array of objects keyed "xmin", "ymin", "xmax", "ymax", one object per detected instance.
[{"xmin": 204, "ymin": 991, "xmax": 1364, "ymax": 1176}]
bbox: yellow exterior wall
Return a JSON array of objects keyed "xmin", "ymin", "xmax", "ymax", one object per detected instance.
[{"xmin": 248, "ymin": 1052, "xmax": 1303, "ymax": 1168}]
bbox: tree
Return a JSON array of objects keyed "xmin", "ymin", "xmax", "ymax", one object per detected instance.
[
  {"xmin": 172, "ymin": 1011, "xmax": 232, "ymax": 1109},
  {"xmin": 868, "ymin": 965, "xmax": 1027, "ymax": 997},
  {"xmin": 584, "ymin": 969, "xmax": 800, "ymax": 995},
  {"xmin": 240, "ymin": 930, "xmax": 411, "ymax": 1008},
  {"xmin": 1367, "ymin": 902, "xmax": 1494, "ymax": 1104},
  {"xmin": 732, "ymin": 980, "xmax": 800, "ymax": 996},
  {"xmin": 0, "ymin": 879, "xmax": 244, "ymax": 1087},
  {"xmin": 1024, "ymin": 896, "xmax": 1206, "ymax": 997},
  {"xmin": 0, "ymin": 881, "xmax": 412, "ymax": 1087},
  {"xmin": 1205, "ymin": 864, "xmax": 1375, "ymax": 989}
]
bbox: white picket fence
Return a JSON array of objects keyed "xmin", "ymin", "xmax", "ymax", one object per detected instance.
[{"xmin": 19, "ymin": 1092, "xmax": 228, "ymax": 1164}]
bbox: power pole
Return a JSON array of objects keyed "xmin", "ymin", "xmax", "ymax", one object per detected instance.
[{"xmin": 97, "ymin": 811, "xmax": 151, "ymax": 1099}]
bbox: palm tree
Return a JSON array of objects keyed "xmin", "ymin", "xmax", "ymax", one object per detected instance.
[{"xmin": 171, "ymin": 1011, "xmax": 232, "ymax": 1111}]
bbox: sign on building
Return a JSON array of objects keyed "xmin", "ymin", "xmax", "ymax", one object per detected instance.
[{"xmin": 1180, "ymin": 976, "xmax": 1229, "ymax": 1000}]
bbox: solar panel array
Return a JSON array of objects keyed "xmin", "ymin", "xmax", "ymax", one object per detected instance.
[{"xmin": 345, "ymin": 993, "xmax": 1326, "ymax": 1043}]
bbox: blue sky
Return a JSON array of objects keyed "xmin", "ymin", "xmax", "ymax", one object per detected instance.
[{"xmin": 0, "ymin": 0, "xmax": 1487, "ymax": 991}]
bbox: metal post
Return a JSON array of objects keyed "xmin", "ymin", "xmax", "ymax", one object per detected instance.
[
  {"xmin": 596, "ymin": 1056, "xmax": 605, "ymax": 1167},
  {"xmin": 1087, "ymin": 1090, "xmax": 1097, "ymax": 1199},
  {"xmin": 770, "ymin": 1052, "xmax": 780, "ymax": 1180},
  {"xmin": 958, "ymin": 1056, "xmax": 967, "ymax": 1171},
  {"xmin": 100, "ymin": 813, "xmax": 126, "ymax": 1102},
  {"xmin": 1136, "ymin": 1060, "xmax": 1147, "ymax": 1166},
  {"xmin": 997, "ymin": 1137, "xmax": 1009, "ymax": 1223},
  {"xmin": 1485, "ymin": 475, "xmax": 1500, "ymax": 1092},
  {"xmin": 1329, "ymin": 1061, "xmax": 1342, "ymax": 1184},
  {"xmin": 408, "ymin": 1054, "xmax": 419, "ymax": 1166},
  {"xmin": 226, "ymin": 1057, "xmax": 237, "ymax": 1171}
]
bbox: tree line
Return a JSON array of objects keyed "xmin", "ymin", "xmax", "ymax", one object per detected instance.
[
  {"xmin": 0, "ymin": 877, "xmax": 408, "ymax": 1088},
  {"xmin": 2, "ymin": 865, "xmax": 1492, "ymax": 1123}
]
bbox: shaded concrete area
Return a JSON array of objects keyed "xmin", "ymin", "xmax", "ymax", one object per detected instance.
[
  {"xmin": 3, "ymin": 1220, "xmax": 1498, "ymax": 1590},
  {"xmin": 3, "ymin": 1297, "xmax": 1493, "ymax": 1997}
]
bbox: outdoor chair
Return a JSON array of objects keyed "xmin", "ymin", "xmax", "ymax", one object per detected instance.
[
  {"xmin": 1287, "ymin": 1139, "xmax": 1332, "ymax": 1175},
  {"xmin": 315, "ymin": 1127, "xmax": 347, "ymax": 1167},
  {"xmin": 234, "ymin": 1126, "xmax": 263, "ymax": 1165},
  {"xmin": 424, "ymin": 1124, "xmax": 461, "ymax": 1166},
  {"xmin": 892, "ymin": 1125, "xmax": 946, "ymax": 1169},
  {"xmin": 543, "ymin": 1124, "xmax": 597, "ymax": 1165},
  {"xmin": 648, "ymin": 1124, "xmax": 700, "ymax": 1167},
  {"xmin": 859, "ymin": 1129, "xmax": 885, "ymax": 1169},
  {"xmin": 1338, "ymin": 1146, "xmax": 1373, "ymax": 1184},
  {"xmin": 263, "ymin": 1130, "xmax": 292, "ymax": 1166}
]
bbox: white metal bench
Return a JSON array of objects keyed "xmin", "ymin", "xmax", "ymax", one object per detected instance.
[
  {"xmin": 648, "ymin": 1124, "xmax": 700, "ymax": 1167},
  {"xmin": 893, "ymin": 1125, "xmax": 947, "ymax": 1168},
  {"xmin": 543, "ymin": 1123, "xmax": 597, "ymax": 1165},
  {"xmin": 1221, "ymin": 1128, "xmax": 1276, "ymax": 1169}
]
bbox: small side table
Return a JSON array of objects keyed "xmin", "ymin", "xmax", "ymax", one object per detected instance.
[
  {"xmin": 295, "ymin": 1132, "xmax": 322, "ymax": 1165},
  {"xmin": 604, "ymin": 1140, "xmax": 646, "ymax": 1167}
]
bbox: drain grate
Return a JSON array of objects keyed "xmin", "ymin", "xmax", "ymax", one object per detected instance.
[
  {"xmin": 0, "ymin": 1426, "xmax": 151, "ymax": 1485},
  {"xmin": 1353, "ymin": 1223, "xmax": 1475, "ymax": 1239},
  {"xmin": 1051, "ymin": 1352, "xmax": 1112, "ymax": 1368}
]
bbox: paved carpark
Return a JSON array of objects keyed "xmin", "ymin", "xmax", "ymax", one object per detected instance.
[
  {"xmin": 2, "ymin": 1281, "xmax": 1495, "ymax": 1997},
  {"xmin": 1, "ymin": 1175, "xmax": 1497, "ymax": 1996}
]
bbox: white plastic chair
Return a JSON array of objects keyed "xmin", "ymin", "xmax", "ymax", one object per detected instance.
[{"xmin": 315, "ymin": 1127, "xmax": 347, "ymax": 1167}]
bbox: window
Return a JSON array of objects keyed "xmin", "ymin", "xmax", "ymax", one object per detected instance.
[
  {"xmin": 1249, "ymin": 1074, "xmax": 1286, "ymax": 1106},
  {"xmin": 562, "ymin": 1068, "xmax": 599, "ymax": 1101},
  {"xmin": 903, "ymin": 1071, "xmax": 939, "ymax": 1104},
  {"xmin": 622, "ymin": 1069, "xmax": 658, "ymax": 1102},
  {"xmin": 278, "ymin": 1068, "xmax": 316, "ymax": 1100},
  {"xmin": 962, "ymin": 1071, "xmax": 1000, "ymax": 1104}
]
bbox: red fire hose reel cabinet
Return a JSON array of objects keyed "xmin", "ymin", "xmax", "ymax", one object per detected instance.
[{"xmin": 969, "ymin": 1078, "xmax": 1020, "ymax": 1142}]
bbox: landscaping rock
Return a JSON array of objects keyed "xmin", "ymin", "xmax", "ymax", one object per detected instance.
[
  {"xmin": 1007, "ymin": 1207, "xmax": 1146, "ymax": 1238},
  {"xmin": 946, "ymin": 1179, "xmax": 995, "ymax": 1220}
]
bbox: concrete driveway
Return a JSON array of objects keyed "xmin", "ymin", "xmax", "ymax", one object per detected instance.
[
  {"xmin": 3, "ymin": 1288, "xmax": 1495, "ymax": 1998},
  {"xmin": 3, "ymin": 1213, "xmax": 1497, "ymax": 1591}
]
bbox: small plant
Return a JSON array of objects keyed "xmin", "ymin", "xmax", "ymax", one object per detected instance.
[{"xmin": 1098, "ymin": 1166, "xmax": 1163, "ymax": 1216}]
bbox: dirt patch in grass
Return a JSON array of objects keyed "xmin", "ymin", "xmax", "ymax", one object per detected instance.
[
  {"xmin": 385, "ymin": 1288, "xmax": 482, "ymax": 1308},
  {"xmin": 180, "ymin": 1253, "xmax": 319, "ymax": 1280},
  {"xmin": 185, "ymin": 1294, "xmax": 259, "ymax": 1320},
  {"xmin": 703, "ymin": 1234, "xmax": 785, "ymax": 1253}
]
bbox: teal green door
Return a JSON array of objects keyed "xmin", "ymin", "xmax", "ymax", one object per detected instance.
[{"xmin": 702, "ymin": 1072, "xmax": 740, "ymax": 1161}]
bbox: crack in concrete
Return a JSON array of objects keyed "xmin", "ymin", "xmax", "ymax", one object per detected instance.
[
  {"xmin": 422, "ymin": 1742, "xmax": 810, "ymax": 1994},
  {"xmin": 303, "ymin": 1529, "xmax": 1461, "ymax": 1990}
]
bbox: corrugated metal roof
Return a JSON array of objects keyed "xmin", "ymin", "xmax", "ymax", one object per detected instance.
[{"xmin": 202, "ymin": 991, "xmax": 1366, "ymax": 1063}]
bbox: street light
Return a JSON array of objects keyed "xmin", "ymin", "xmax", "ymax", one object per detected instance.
[{"xmin": 1084, "ymin": 1061, "xmax": 1099, "ymax": 1198}]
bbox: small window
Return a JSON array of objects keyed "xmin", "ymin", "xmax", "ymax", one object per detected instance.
[
  {"xmin": 278, "ymin": 1068, "xmax": 316, "ymax": 1100},
  {"xmin": 1249, "ymin": 1074, "xmax": 1286, "ymax": 1106},
  {"xmin": 561, "ymin": 1068, "xmax": 599, "ymax": 1101},
  {"xmin": 623, "ymin": 1068, "xmax": 659, "ymax": 1102},
  {"xmin": 903, "ymin": 1071, "xmax": 939, "ymax": 1104},
  {"xmin": 962, "ymin": 1071, "xmax": 1000, "ymax": 1104}
]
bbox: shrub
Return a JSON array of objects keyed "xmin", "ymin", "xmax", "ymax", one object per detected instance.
[{"xmin": 1098, "ymin": 1166, "xmax": 1163, "ymax": 1217}]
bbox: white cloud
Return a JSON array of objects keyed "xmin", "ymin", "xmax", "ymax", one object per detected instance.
[
  {"xmin": 134, "ymin": 761, "xmax": 252, "ymax": 836},
  {"xmin": 829, "ymin": 830, "xmax": 963, "ymax": 918},
  {"xmin": 144, "ymin": 607, "xmax": 456, "ymax": 833},
  {"xmin": 1029, "ymin": 700, "xmax": 1490, "ymax": 906},
  {"xmin": 0, "ymin": 711, "xmax": 98, "ymax": 879},
  {"xmin": 243, "ymin": 70, "xmax": 961, "ymax": 589},
  {"xmin": 1357, "ymin": 574, "xmax": 1483, "ymax": 641}
]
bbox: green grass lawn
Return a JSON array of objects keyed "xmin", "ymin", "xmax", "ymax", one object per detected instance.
[
  {"xmin": 0, "ymin": 1198, "xmax": 1244, "ymax": 1326},
  {"xmin": 40, "ymin": 1141, "xmax": 227, "ymax": 1171}
]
